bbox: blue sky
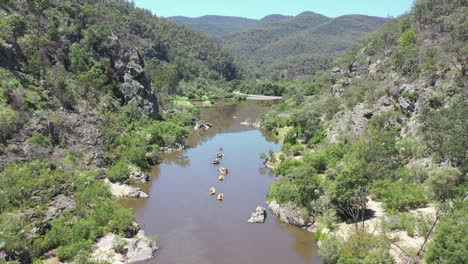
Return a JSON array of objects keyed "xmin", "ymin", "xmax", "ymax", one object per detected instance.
[{"xmin": 133, "ymin": 0, "xmax": 415, "ymax": 19}]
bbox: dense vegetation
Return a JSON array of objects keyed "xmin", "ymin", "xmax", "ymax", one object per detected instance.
[
  {"xmin": 220, "ymin": 12, "xmax": 389, "ymax": 79},
  {"xmin": 169, "ymin": 14, "xmax": 290, "ymax": 36},
  {"xmin": 0, "ymin": 0, "xmax": 237, "ymax": 262},
  {"xmin": 261, "ymin": 0, "xmax": 467, "ymax": 263}
]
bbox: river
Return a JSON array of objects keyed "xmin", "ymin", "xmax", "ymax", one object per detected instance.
[{"xmin": 119, "ymin": 100, "xmax": 321, "ymax": 264}]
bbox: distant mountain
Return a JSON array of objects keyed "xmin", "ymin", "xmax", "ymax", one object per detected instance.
[
  {"xmin": 170, "ymin": 12, "xmax": 390, "ymax": 79},
  {"xmin": 169, "ymin": 15, "xmax": 290, "ymax": 36},
  {"xmin": 220, "ymin": 13, "xmax": 390, "ymax": 78}
]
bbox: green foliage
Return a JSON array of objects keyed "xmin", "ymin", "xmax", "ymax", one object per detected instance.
[
  {"xmin": 420, "ymin": 95, "xmax": 467, "ymax": 169},
  {"xmin": 425, "ymin": 167, "xmax": 464, "ymax": 202},
  {"xmin": 275, "ymin": 158, "xmax": 304, "ymax": 176},
  {"xmin": 236, "ymin": 80, "xmax": 286, "ymax": 96},
  {"xmin": 320, "ymin": 234, "xmax": 344, "ymax": 264},
  {"xmin": 7, "ymin": 13, "xmax": 27, "ymax": 40},
  {"xmin": 320, "ymin": 231, "xmax": 393, "ymax": 264},
  {"xmin": 69, "ymin": 43, "xmax": 92, "ymax": 73},
  {"xmin": 28, "ymin": 132, "xmax": 51, "ymax": 147},
  {"xmin": 426, "ymin": 205, "xmax": 468, "ymax": 264},
  {"xmin": 106, "ymin": 160, "xmax": 130, "ymax": 183},
  {"xmin": 372, "ymin": 179, "xmax": 427, "ymax": 211},
  {"xmin": 399, "ymin": 29, "xmax": 417, "ymax": 46},
  {"xmin": 219, "ymin": 13, "xmax": 388, "ymax": 79},
  {"xmin": 0, "ymin": 106, "xmax": 19, "ymax": 141},
  {"xmin": 290, "ymin": 144, "xmax": 304, "ymax": 156},
  {"xmin": 381, "ymin": 212, "xmax": 417, "ymax": 236}
]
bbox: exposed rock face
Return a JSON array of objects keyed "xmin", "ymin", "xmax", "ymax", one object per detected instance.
[
  {"xmin": 194, "ymin": 120, "xmax": 212, "ymax": 131},
  {"xmin": 0, "ymin": 109, "xmax": 105, "ymax": 168},
  {"xmin": 0, "ymin": 43, "xmax": 21, "ymax": 70},
  {"xmin": 128, "ymin": 166, "xmax": 150, "ymax": 183},
  {"xmin": 160, "ymin": 143, "xmax": 185, "ymax": 153},
  {"xmin": 115, "ymin": 48, "xmax": 159, "ymax": 119},
  {"xmin": 268, "ymin": 201, "xmax": 313, "ymax": 228},
  {"xmin": 104, "ymin": 179, "xmax": 148, "ymax": 198},
  {"xmin": 44, "ymin": 195, "xmax": 75, "ymax": 222},
  {"xmin": 92, "ymin": 230, "xmax": 158, "ymax": 264},
  {"xmin": 248, "ymin": 206, "xmax": 267, "ymax": 223}
]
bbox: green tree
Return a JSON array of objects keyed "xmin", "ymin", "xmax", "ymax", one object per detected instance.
[
  {"xmin": 399, "ymin": 29, "xmax": 418, "ymax": 46},
  {"xmin": 426, "ymin": 167, "xmax": 463, "ymax": 202},
  {"xmin": 7, "ymin": 14, "xmax": 27, "ymax": 41},
  {"xmin": 69, "ymin": 43, "xmax": 92, "ymax": 73},
  {"xmin": 426, "ymin": 206, "xmax": 468, "ymax": 264}
]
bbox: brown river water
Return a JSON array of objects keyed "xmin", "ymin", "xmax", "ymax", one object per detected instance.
[{"xmin": 119, "ymin": 100, "xmax": 321, "ymax": 264}]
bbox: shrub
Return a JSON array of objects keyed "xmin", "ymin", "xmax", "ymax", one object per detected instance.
[
  {"xmin": 28, "ymin": 132, "xmax": 51, "ymax": 147},
  {"xmin": 267, "ymin": 178, "xmax": 297, "ymax": 204},
  {"xmin": 320, "ymin": 231, "xmax": 393, "ymax": 264},
  {"xmin": 112, "ymin": 236, "xmax": 127, "ymax": 254},
  {"xmin": 372, "ymin": 179, "xmax": 427, "ymax": 211},
  {"xmin": 399, "ymin": 29, "xmax": 417, "ymax": 46},
  {"xmin": 290, "ymin": 144, "xmax": 304, "ymax": 156},
  {"xmin": 320, "ymin": 235, "xmax": 344, "ymax": 264},
  {"xmin": 0, "ymin": 106, "xmax": 19, "ymax": 141},
  {"xmin": 381, "ymin": 213, "xmax": 417, "ymax": 236},
  {"xmin": 426, "ymin": 206, "xmax": 468, "ymax": 264},
  {"xmin": 425, "ymin": 167, "xmax": 463, "ymax": 202},
  {"xmin": 275, "ymin": 158, "xmax": 304, "ymax": 176},
  {"xmin": 107, "ymin": 160, "xmax": 130, "ymax": 183}
]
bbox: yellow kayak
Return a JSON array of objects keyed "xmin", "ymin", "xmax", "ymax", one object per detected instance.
[
  {"xmin": 218, "ymin": 193, "xmax": 224, "ymax": 200},
  {"xmin": 219, "ymin": 167, "xmax": 229, "ymax": 174},
  {"xmin": 219, "ymin": 175, "xmax": 225, "ymax": 181},
  {"xmin": 210, "ymin": 187, "xmax": 216, "ymax": 195}
]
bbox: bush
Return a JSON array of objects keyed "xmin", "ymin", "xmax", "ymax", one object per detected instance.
[
  {"xmin": 275, "ymin": 158, "xmax": 304, "ymax": 176},
  {"xmin": 426, "ymin": 206, "xmax": 468, "ymax": 264},
  {"xmin": 381, "ymin": 213, "xmax": 417, "ymax": 236},
  {"xmin": 28, "ymin": 132, "xmax": 51, "ymax": 147},
  {"xmin": 425, "ymin": 166, "xmax": 463, "ymax": 202},
  {"xmin": 107, "ymin": 160, "xmax": 130, "ymax": 183},
  {"xmin": 267, "ymin": 178, "xmax": 297, "ymax": 204},
  {"xmin": 372, "ymin": 179, "xmax": 427, "ymax": 211},
  {"xmin": 0, "ymin": 106, "xmax": 19, "ymax": 141},
  {"xmin": 320, "ymin": 235, "xmax": 344, "ymax": 264},
  {"xmin": 290, "ymin": 144, "xmax": 304, "ymax": 156},
  {"xmin": 320, "ymin": 231, "xmax": 394, "ymax": 264}
]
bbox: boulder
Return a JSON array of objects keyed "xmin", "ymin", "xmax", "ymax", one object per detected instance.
[
  {"xmin": 44, "ymin": 195, "xmax": 75, "ymax": 222},
  {"xmin": 240, "ymin": 121, "xmax": 251, "ymax": 126},
  {"xmin": 194, "ymin": 121, "xmax": 212, "ymax": 131},
  {"xmin": 92, "ymin": 231, "xmax": 158, "ymax": 264},
  {"xmin": 128, "ymin": 166, "xmax": 149, "ymax": 183},
  {"xmin": 331, "ymin": 67, "xmax": 341, "ymax": 74},
  {"xmin": 125, "ymin": 230, "xmax": 158, "ymax": 263},
  {"xmin": 104, "ymin": 179, "xmax": 148, "ymax": 198},
  {"xmin": 398, "ymin": 97, "xmax": 415, "ymax": 116},
  {"xmin": 268, "ymin": 201, "xmax": 312, "ymax": 227},
  {"xmin": 248, "ymin": 206, "xmax": 267, "ymax": 223}
]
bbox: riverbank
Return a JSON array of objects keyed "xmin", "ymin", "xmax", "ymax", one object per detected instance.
[{"xmin": 233, "ymin": 91, "xmax": 283, "ymax": 100}]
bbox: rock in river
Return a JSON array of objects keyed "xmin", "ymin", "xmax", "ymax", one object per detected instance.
[
  {"xmin": 268, "ymin": 201, "xmax": 313, "ymax": 228},
  {"xmin": 104, "ymin": 179, "xmax": 148, "ymax": 198},
  {"xmin": 248, "ymin": 206, "xmax": 267, "ymax": 223},
  {"xmin": 194, "ymin": 120, "xmax": 213, "ymax": 131}
]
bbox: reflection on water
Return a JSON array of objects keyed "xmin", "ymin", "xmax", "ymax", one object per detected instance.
[{"xmin": 119, "ymin": 100, "xmax": 321, "ymax": 264}]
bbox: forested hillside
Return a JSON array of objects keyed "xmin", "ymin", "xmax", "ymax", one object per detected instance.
[
  {"xmin": 0, "ymin": 0, "xmax": 237, "ymax": 263},
  {"xmin": 260, "ymin": 0, "xmax": 467, "ymax": 263},
  {"xmin": 169, "ymin": 14, "xmax": 291, "ymax": 36},
  {"xmin": 221, "ymin": 12, "xmax": 389, "ymax": 79}
]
